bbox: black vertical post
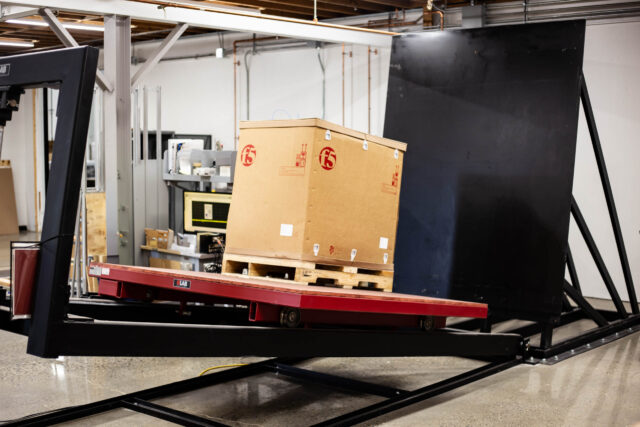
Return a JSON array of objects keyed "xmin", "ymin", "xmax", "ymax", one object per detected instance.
[
  {"xmin": 566, "ymin": 247, "xmax": 581, "ymax": 293},
  {"xmin": 539, "ymin": 322, "xmax": 553, "ymax": 349},
  {"xmin": 42, "ymin": 88, "xmax": 49, "ymax": 191},
  {"xmin": 571, "ymin": 197, "xmax": 627, "ymax": 318},
  {"xmin": 25, "ymin": 48, "xmax": 99, "ymax": 357},
  {"xmin": 580, "ymin": 74, "xmax": 638, "ymax": 314}
]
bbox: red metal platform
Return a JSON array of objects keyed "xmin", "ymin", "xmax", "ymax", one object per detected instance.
[{"xmin": 90, "ymin": 263, "xmax": 487, "ymax": 329}]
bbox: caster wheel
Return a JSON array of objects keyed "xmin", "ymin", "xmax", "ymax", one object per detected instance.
[
  {"xmin": 280, "ymin": 308, "xmax": 301, "ymax": 328},
  {"xmin": 421, "ymin": 316, "xmax": 435, "ymax": 332}
]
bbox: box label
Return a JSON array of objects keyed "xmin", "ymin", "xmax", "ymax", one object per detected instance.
[
  {"xmin": 379, "ymin": 237, "xmax": 389, "ymax": 249},
  {"xmin": 240, "ymin": 144, "xmax": 256, "ymax": 166},
  {"xmin": 280, "ymin": 223, "xmax": 293, "ymax": 237},
  {"xmin": 279, "ymin": 144, "xmax": 307, "ymax": 176},
  {"xmin": 204, "ymin": 204, "xmax": 213, "ymax": 219},
  {"xmin": 319, "ymin": 147, "xmax": 336, "ymax": 170},
  {"xmin": 381, "ymin": 164, "xmax": 400, "ymax": 194},
  {"xmin": 173, "ymin": 279, "xmax": 191, "ymax": 289}
]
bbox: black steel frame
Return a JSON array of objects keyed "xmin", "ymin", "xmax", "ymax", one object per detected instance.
[
  {"xmin": 0, "ymin": 46, "xmax": 521, "ymax": 360},
  {"xmin": 0, "ymin": 47, "xmax": 637, "ymax": 425},
  {"xmin": 2, "ymin": 356, "xmax": 521, "ymax": 426},
  {"xmin": 453, "ymin": 73, "xmax": 640, "ymax": 361}
]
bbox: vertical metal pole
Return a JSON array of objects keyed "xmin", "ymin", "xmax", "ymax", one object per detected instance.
[
  {"xmin": 571, "ymin": 196, "xmax": 628, "ymax": 318},
  {"xmin": 156, "ymin": 86, "xmax": 163, "ymax": 229},
  {"xmin": 81, "ymin": 160, "xmax": 88, "ymax": 294},
  {"xmin": 132, "ymin": 87, "xmax": 146, "ymax": 265},
  {"xmin": 103, "ymin": 15, "xmax": 133, "ymax": 264},
  {"xmin": 580, "ymin": 74, "xmax": 638, "ymax": 314}
]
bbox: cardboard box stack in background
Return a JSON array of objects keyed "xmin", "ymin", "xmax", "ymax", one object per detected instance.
[{"xmin": 225, "ymin": 119, "xmax": 406, "ymax": 274}]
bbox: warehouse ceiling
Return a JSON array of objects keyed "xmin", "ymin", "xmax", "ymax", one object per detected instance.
[
  {"xmin": 0, "ymin": 0, "xmax": 639, "ymax": 55},
  {"xmin": 0, "ymin": 1, "xmax": 507, "ymax": 55}
]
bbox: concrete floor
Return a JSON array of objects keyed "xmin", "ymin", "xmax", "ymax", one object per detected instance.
[
  {"xmin": 1, "ymin": 234, "xmax": 638, "ymax": 425},
  {"xmin": 1, "ymin": 323, "xmax": 639, "ymax": 426}
]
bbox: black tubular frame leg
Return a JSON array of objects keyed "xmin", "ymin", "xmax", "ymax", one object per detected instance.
[
  {"xmin": 563, "ymin": 280, "xmax": 608, "ymax": 327},
  {"xmin": 580, "ymin": 74, "xmax": 639, "ymax": 315},
  {"xmin": 570, "ymin": 196, "xmax": 627, "ymax": 318}
]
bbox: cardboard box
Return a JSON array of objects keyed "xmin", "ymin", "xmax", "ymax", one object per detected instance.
[
  {"xmin": 225, "ymin": 119, "xmax": 406, "ymax": 271},
  {"xmin": 0, "ymin": 164, "xmax": 20, "ymax": 235},
  {"xmin": 144, "ymin": 228, "xmax": 173, "ymax": 250}
]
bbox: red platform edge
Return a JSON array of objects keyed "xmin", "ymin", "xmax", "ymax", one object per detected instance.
[{"xmin": 90, "ymin": 263, "xmax": 488, "ymax": 319}]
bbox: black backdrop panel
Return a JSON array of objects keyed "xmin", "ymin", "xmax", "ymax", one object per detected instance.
[{"xmin": 385, "ymin": 21, "xmax": 585, "ymax": 320}]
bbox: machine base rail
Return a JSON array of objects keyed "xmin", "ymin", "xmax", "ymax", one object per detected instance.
[{"xmin": 2, "ymin": 357, "xmax": 520, "ymax": 427}]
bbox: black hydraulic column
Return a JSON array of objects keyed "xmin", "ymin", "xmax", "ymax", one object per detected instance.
[
  {"xmin": 580, "ymin": 74, "xmax": 638, "ymax": 314},
  {"xmin": 571, "ymin": 196, "xmax": 627, "ymax": 318}
]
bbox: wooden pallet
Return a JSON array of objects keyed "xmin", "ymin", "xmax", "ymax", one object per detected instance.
[{"xmin": 222, "ymin": 253, "xmax": 393, "ymax": 292}]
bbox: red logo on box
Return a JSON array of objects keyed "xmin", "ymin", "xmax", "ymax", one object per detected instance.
[
  {"xmin": 319, "ymin": 147, "xmax": 336, "ymax": 170},
  {"xmin": 240, "ymin": 144, "xmax": 256, "ymax": 166}
]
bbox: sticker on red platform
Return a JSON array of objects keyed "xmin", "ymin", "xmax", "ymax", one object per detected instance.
[
  {"xmin": 279, "ymin": 144, "xmax": 307, "ymax": 176},
  {"xmin": 240, "ymin": 144, "xmax": 256, "ymax": 166},
  {"xmin": 319, "ymin": 147, "xmax": 336, "ymax": 170},
  {"xmin": 382, "ymin": 165, "xmax": 400, "ymax": 194}
]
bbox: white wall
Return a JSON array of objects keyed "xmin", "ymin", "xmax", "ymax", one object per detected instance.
[
  {"xmin": 569, "ymin": 21, "xmax": 640, "ymax": 301},
  {"xmin": 133, "ymin": 38, "xmax": 390, "ymax": 150}
]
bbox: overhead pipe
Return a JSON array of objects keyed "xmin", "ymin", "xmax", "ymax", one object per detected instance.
[
  {"xmin": 317, "ymin": 46, "xmax": 326, "ymax": 120},
  {"xmin": 244, "ymin": 49, "xmax": 252, "ymax": 120}
]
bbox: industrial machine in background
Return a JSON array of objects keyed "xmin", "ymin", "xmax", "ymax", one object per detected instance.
[{"xmin": 163, "ymin": 142, "xmax": 236, "ymax": 234}]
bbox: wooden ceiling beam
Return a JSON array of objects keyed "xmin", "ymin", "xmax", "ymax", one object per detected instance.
[
  {"xmin": 203, "ymin": 0, "xmax": 358, "ymax": 16},
  {"xmin": 353, "ymin": 0, "xmax": 421, "ymax": 9},
  {"xmin": 314, "ymin": 0, "xmax": 391, "ymax": 13}
]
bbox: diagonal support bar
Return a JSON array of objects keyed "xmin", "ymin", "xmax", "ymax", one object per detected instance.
[
  {"xmin": 580, "ymin": 73, "xmax": 638, "ymax": 314},
  {"xmin": 566, "ymin": 246, "xmax": 581, "ymax": 293},
  {"xmin": 571, "ymin": 196, "xmax": 627, "ymax": 318},
  {"xmin": 131, "ymin": 23, "xmax": 188, "ymax": 88},
  {"xmin": 563, "ymin": 280, "xmax": 608, "ymax": 327},
  {"xmin": 39, "ymin": 8, "xmax": 113, "ymax": 93}
]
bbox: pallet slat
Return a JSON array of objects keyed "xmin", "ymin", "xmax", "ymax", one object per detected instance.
[{"xmin": 222, "ymin": 253, "xmax": 393, "ymax": 292}]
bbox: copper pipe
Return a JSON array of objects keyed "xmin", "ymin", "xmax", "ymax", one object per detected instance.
[
  {"xmin": 133, "ymin": 0, "xmax": 399, "ymax": 36},
  {"xmin": 435, "ymin": 10, "xmax": 444, "ymax": 30}
]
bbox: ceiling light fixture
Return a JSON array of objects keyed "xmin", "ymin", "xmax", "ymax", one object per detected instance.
[
  {"xmin": 0, "ymin": 39, "xmax": 35, "ymax": 47},
  {"xmin": 6, "ymin": 18, "xmax": 104, "ymax": 32},
  {"xmin": 61, "ymin": 23, "xmax": 104, "ymax": 32},
  {"xmin": 6, "ymin": 19, "xmax": 48, "ymax": 27}
]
